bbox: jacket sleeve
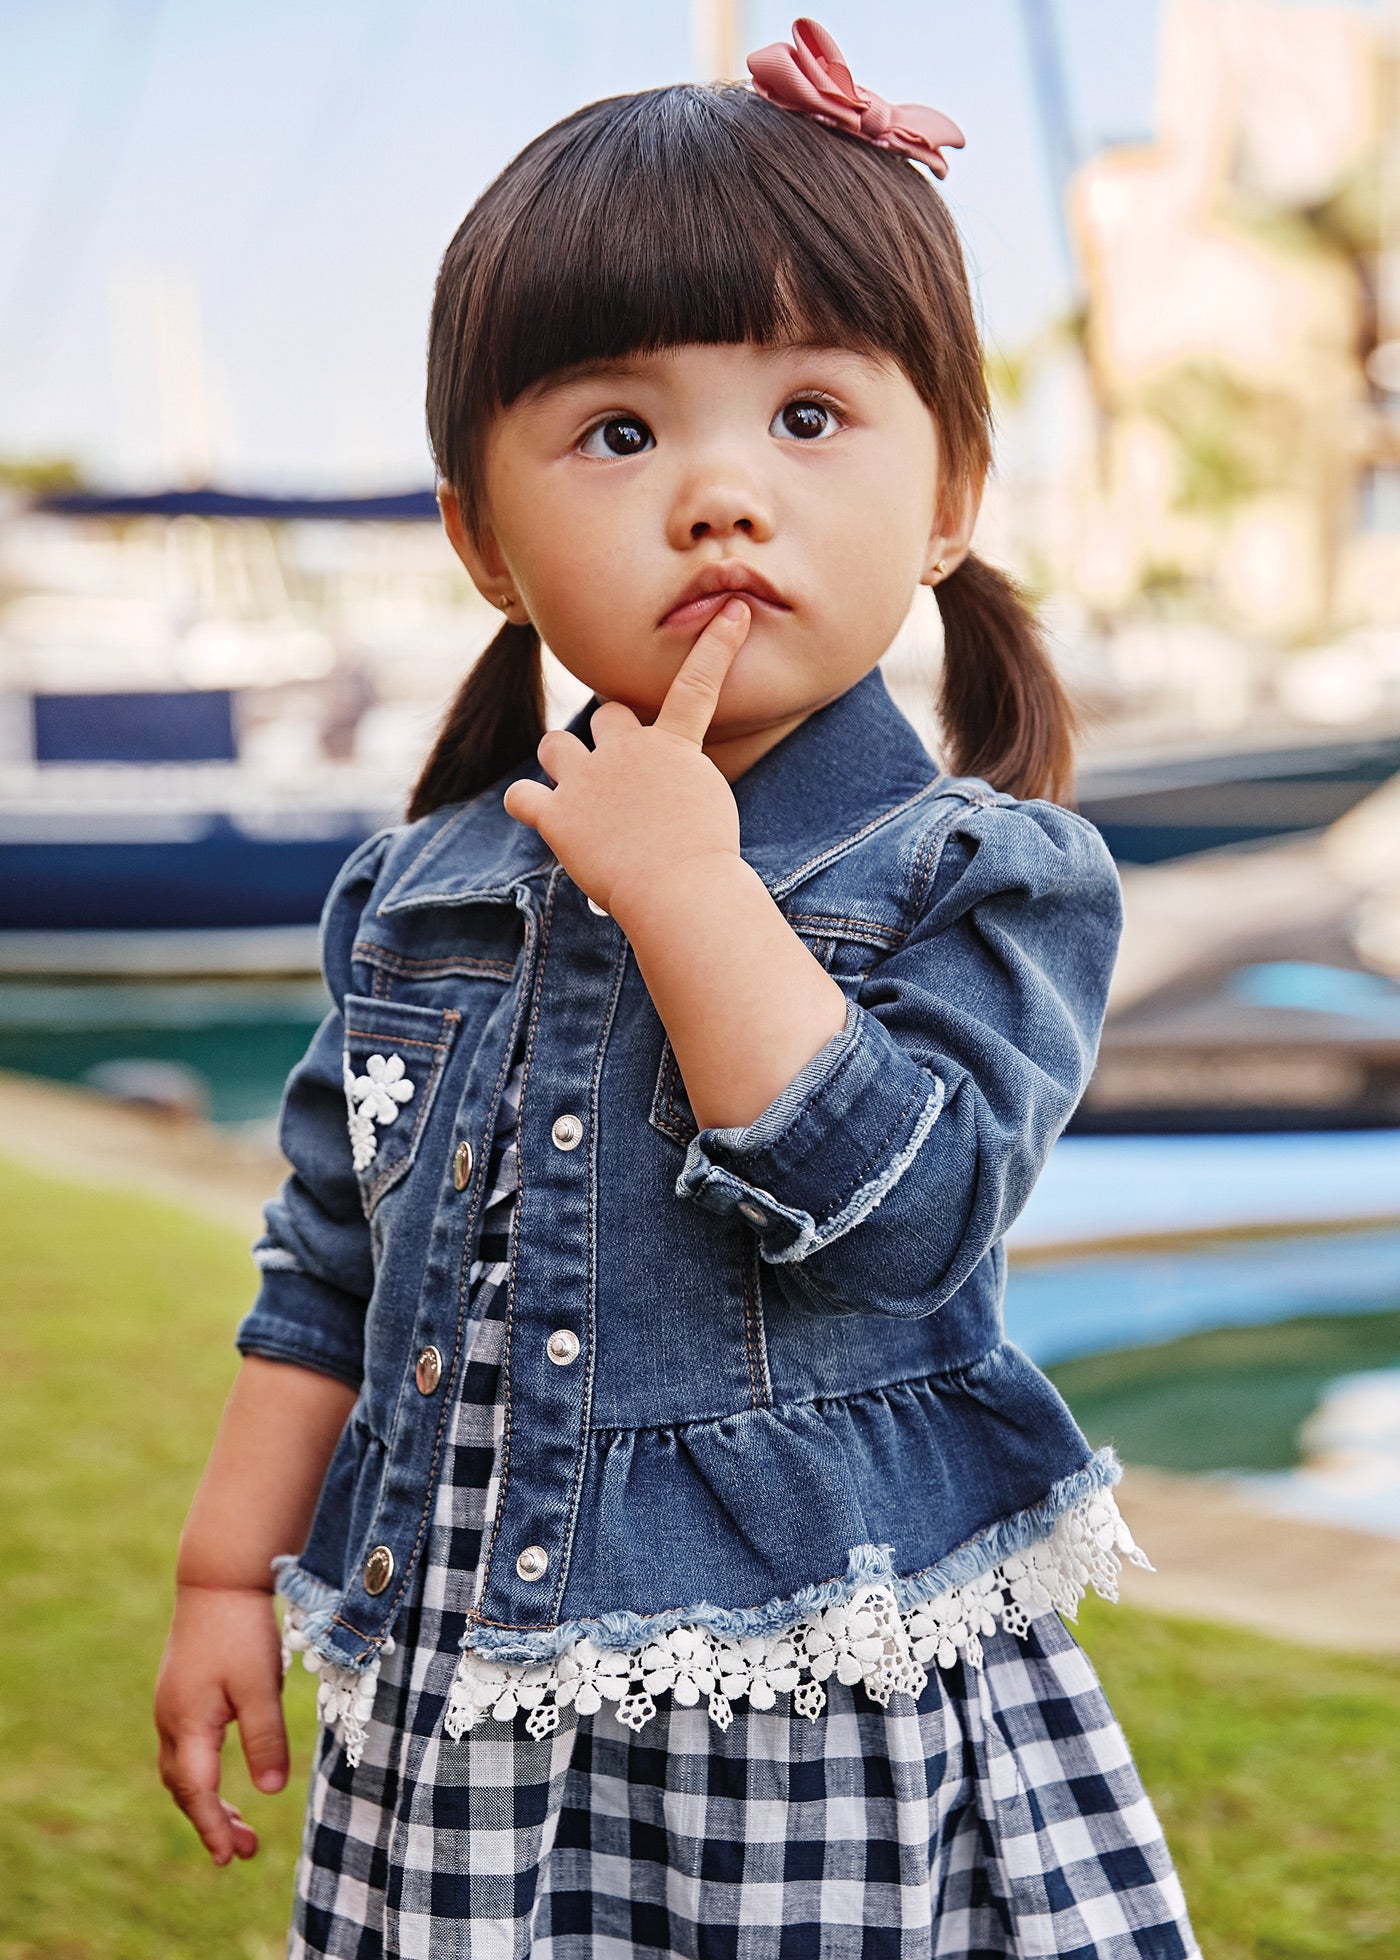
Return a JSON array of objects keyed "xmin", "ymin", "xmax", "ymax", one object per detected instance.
[
  {"xmin": 234, "ymin": 830, "xmax": 394, "ymax": 1388},
  {"xmin": 674, "ymin": 797, "xmax": 1122, "ymax": 1317}
]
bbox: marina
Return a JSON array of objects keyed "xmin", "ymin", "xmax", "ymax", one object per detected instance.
[{"xmin": 4, "ymin": 3, "xmax": 1400, "ymax": 1946}]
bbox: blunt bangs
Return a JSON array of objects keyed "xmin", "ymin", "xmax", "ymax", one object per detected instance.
[{"xmin": 428, "ymin": 83, "xmax": 990, "ymax": 527}]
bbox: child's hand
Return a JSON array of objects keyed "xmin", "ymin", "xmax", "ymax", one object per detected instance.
[
  {"xmin": 503, "ymin": 598, "xmax": 751, "ymax": 927},
  {"xmin": 154, "ymin": 1582, "xmax": 289, "ymax": 1866}
]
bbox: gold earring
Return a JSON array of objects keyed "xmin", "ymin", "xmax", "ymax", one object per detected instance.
[
  {"xmin": 496, "ymin": 594, "xmax": 515, "ymax": 613},
  {"xmin": 931, "ymin": 558, "xmax": 948, "ymax": 582}
]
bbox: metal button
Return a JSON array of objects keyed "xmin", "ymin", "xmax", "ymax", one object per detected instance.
[
  {"xmin": 738, "ymin": 1200, "xmax": 768, "ymax": 1226},
  {"xmin": 415, "ymin": 1346, "xmax": 443, "ymax": 1395},
  {"xmin": 546, "ymin": 1328, "xmax": 579, "ymax": 1366},
  {"xmin": 551, "ymin": 1114, "xmax": 584, "ymax": 1151},
  {"xmin": 452, "ymin": 1140, "xmax": 474, "ymax": 1191},
  {"xmin": 516, "ymin": 1545, "xmax": 549, "ymax": 1582},
  {"xmin": 363, "ymin": 1545, "xmax": 394, "ymax": 1595}
]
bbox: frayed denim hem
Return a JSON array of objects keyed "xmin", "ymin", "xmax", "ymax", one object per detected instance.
[{"xmin": 464, "ymin": 1446, "xmax": 1123, "ymax": 1666}]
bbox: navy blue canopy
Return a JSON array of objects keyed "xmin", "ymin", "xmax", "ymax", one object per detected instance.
[
  {"xmin": 36, "ymin": 487, "xmax": 439, "ymax": 522},
  {"xmin": 34, "ymin": 689, "xmax": 237, "ymax": 765}
]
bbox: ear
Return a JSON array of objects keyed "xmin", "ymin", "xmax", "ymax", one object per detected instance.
[
  {"xmin": 921, "ymin": 474, "xmax": 982, "ymax": 587},
  {"xmin": 438, "ymin": 485, "xmax": 520, "ymax": 611}
]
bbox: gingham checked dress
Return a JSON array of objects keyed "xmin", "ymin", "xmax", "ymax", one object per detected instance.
[{"xmin": 288, "ymin": 1029, "xmax": 1200, "ymax": 1960}]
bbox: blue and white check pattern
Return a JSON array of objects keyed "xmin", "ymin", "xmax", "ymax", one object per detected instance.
[{"xmin": 290, "ymin": 1038, "xmax": 1199, "ymax": 1959}]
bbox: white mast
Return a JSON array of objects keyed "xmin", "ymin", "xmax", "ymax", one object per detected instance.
[{"xmin": 692, "ymin": 0, "xmax": 746, "ymax": 82}]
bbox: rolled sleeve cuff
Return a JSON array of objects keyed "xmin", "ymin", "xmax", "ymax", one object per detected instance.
[
  {"xmin": 235, "ymin": 1262, "xmax": 366, "ymax": 1391},
  {"xmin": 675, "ymin": 998, "xmax": 946, "ymax": 1262}
]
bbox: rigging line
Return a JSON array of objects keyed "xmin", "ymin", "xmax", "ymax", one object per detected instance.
[
  {"xmin": 1014, "ymin": 0, "xmax": 1081, "ymax": 294},
  {"xmin": 227, "ymin": 0, "xmax": 417, "ymax": 265},
  {"xmin": 0, "ymin": 0, "xmax": 166, "ymax": 417}
]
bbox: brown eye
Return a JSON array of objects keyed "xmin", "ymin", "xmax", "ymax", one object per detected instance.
[
  {"xmin": 581, "ymin": 416, "xmax": 654, "ymax": 458},
  {"xmin": 772, "ymin": 399, "xmax": 839, "ymax": 442}
]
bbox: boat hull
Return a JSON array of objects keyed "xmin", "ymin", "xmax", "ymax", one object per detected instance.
[{"xmin": 1077, "ymin": 730, "xmax": 1400, "ymax": 864}]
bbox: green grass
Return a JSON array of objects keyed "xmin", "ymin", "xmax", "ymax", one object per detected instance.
[
  {"xmin": 1073, "ymin": 1597, "xmax": 1400, "ymax": 1957},
  {"xmin": 0, "ymin": 1157, "xmax": 318, "ymax": 1956},
  {"xmin": 1048, "ymin": 1309, "xmax": 1400, "ymax": 1473},
  {"xmin": 1, "ymin": 1152, "xmax": 1397, "ymax": 1955}
]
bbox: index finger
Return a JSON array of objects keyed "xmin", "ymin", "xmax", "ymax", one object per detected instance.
[{"xmin": 653, "ymin": 598, "xmax": 751, "ymax": 745}]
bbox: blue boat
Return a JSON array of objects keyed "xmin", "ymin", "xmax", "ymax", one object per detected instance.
[
  {"xmin": 0, "ymin": 683, "xmax": 393, "ymax": 965},
  {"xmin": 1075, "ymin": 728, "xmax": 1400, "ymax": 864}
]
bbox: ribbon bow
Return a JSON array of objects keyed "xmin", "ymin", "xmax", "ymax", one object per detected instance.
[{"xmin": 746, "ymin": 18, "xmax": 964, "ymax": 179}]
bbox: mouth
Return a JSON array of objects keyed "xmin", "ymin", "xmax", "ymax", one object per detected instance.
[{"xmin": 657, "ymin": 562, "xmax": 792, "ymax": 633}]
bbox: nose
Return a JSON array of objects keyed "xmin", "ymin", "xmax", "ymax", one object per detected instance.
[{"xmin": 667, "ymin": 461, "xmax": 775, "ymax": 549}]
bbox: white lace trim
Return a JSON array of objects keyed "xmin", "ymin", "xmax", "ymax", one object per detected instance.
[
  {"xmin": 281, "ymin": 1610, "xmax": 395, "ymax": 1770},
  {"xmin": 444, "ymin": 1487, "xmax": 1150, "ymax": 1742}
]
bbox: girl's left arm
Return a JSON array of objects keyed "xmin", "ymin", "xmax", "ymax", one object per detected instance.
[{"xmin": 669, "ymin": 796, "xmax": 1121, "ymax": 1317}]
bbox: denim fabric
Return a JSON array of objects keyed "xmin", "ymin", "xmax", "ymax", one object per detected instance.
[{"xmin": 238, "ymin": 664, "xmax": 1123, "ymax": 1676}]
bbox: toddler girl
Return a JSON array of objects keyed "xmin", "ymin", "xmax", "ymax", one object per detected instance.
[{"xmin": 156, "ymin": 21, "xmax": 1200, "ymax": 1956}]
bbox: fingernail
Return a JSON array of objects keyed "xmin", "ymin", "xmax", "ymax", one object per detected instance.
[{"xmin": 723, "ymin": 597, "xmax": 749, "ymax": 622}]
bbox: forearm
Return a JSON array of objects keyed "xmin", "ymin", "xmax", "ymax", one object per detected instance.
[
  {"xmin": 614, "ymin": 850, "xmax": 847, "ymax": 1132},
  {"xmin": 177, "ymin": 1354, "xmax": 357, "ymax": 1593}
]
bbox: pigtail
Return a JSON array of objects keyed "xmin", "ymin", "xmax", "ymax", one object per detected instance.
[
  {"xmin": 407, "ymin": 620, "xmax": 545, "ymax": 821},
  {"xmin": 934, "ymin": 554, "xmax": 1077, "ymax": 806}
]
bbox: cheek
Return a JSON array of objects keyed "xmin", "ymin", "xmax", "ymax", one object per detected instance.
[
  {"xmin": 510, "ymin": 487, "xmax": 636, "ymax": 632},
  {"xmin": 816, "ymin": 489, "xmax": 927, "ymax": 610},
  {"xmin": 514, "ymin": 536, "xmax": 651, "ymax": 694}
]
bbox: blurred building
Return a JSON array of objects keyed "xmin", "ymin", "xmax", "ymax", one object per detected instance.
[{"xmin": 995, "ymin": 0, "xmax": 1400, "ymax": 738}]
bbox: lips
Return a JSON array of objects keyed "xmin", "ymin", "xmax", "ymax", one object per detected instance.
[{"xmin": 658, "ymin": 562, "xmax": 792, "ymax": 632}]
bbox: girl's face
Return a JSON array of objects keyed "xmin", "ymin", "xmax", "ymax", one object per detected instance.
[{"xmin": 442, "ymin": 341, "xmax": 973, "ymax": 781}]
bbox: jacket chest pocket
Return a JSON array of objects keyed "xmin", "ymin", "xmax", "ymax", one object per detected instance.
[
  {"xmin": 645, "ymin": 915, "xmax": 898, "ymax": 1150},
  {"xmin": 342, "ymin": 994, "xmax": 459, "ymax": 1217},
  {"xmin": 781, "ymin": 911, "xmax": 901, "ymax": 995}
]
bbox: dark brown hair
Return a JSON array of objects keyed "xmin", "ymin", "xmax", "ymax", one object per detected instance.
[{"xmin": 410, "ymin": 82, "xmax": 1074, "ymax": 820}]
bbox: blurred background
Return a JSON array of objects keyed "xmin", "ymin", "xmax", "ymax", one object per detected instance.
[{"xmin": 3, "ymin": 3, "xmax": 1399, "ymax": 1954}]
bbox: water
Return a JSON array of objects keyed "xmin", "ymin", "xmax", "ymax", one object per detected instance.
[
  {"xmin": 4, "ymin": 980, "xmax": 1399, "ymax": 1371},
  {"xmin": 0, "ymin": 980, "xmax": 327, "ymax": 1126},
  {"xmin": 1011, "ymin": 1131, "xmax": 1400, "ymax": 1252},
  {"xmin": 1240, "ymin": 1366, "xmax": 1400, "ymax": 1539},
  {"xmin": 1006, "ymin": 1229, "xmax": 1400, "ymax": 1368}
]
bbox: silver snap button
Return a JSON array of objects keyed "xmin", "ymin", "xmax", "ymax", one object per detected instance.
[
  {"xmin": 551, "ymin": 1114, "xmax": 584, "ymax": 1151},
  {"xmin": 738, "ymin": 1200, "xmax": 768, "ymax": 1226},
  {"xmin": 452, "ymin": 1140, "xmax": 474, "ymax": 1191},
  {"xmin": 586, "ymin": 895, "xmax": 610, "ymax": 917},
  {"xmin": 546, "ymin": 1328, "xmax": 580, "ymax": 1366},
  {"xmin": 363, "ymin": 1545, "xmax": 394, "ymax": 1595},
  {"xmin": 415, "ymin": 1346, "xmax": 443, "ymax": 1395},
  {"xmin": 516, "ymin": 1545, "xmax": 549, "ymax": 1582}
]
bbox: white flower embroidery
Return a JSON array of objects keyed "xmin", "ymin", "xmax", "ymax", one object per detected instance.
[{"xmin": 343, "ymin": 1052, "xmax": 415, "ymax": 1170}]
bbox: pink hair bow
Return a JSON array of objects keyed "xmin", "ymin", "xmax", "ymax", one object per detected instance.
[{"xmin": 746, "ymin": 18, "xmax": 965, "ymax": 178}]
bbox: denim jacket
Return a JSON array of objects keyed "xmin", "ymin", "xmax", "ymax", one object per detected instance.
[{"xmin": 240, "ymin": 664, "xmax": 1137, "ymax": 1733}]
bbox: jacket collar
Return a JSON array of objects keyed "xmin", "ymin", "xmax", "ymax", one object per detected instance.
[{"xmin": 378, "ymin": 664, "xmax": 942, "ymax": 914}]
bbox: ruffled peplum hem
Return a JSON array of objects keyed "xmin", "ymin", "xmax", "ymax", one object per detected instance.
[{"xmin": 278, "ymin": 1451, "xmax": 1149, "ymax": 1763}]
